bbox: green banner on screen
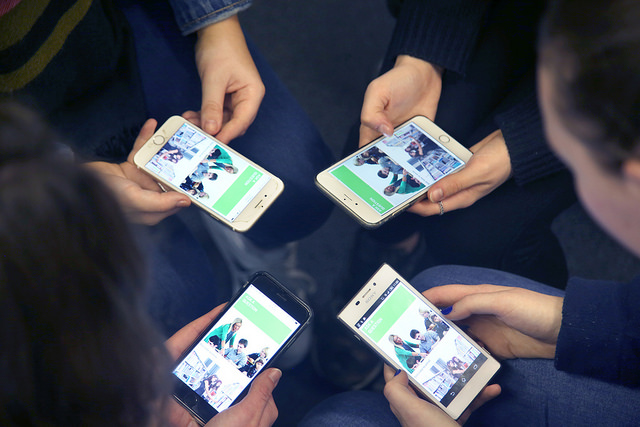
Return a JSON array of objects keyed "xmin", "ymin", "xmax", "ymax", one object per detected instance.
[
  {"xmin": 332, "ymin": 166, "xmax": 394, "ymax": 214},
  {"xmin": 235, "ymin": 294, "xmax": 292, "ymax": 343},
  {"xmin": 362, "ymin": 285, "xmax": 414, "ymax": 342},
  {"xmin": 213, "ymin": 166, "xmax": 263, "ymax": 216}
]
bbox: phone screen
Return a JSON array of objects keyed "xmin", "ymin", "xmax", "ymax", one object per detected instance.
[
  {"xmin": 328, "ymin": 122, "xmax": 465, "ymax": 215},
  {"xmin": 172, "ymin": 283, "xmax": 302, "ymax": 412},
  {"xmin": 353, "ymin": 279, "xmax": 488, "ymax": 408},
  {"xmin": 143, "ymin": 122, "xmax": 271, "ymax": 222}
]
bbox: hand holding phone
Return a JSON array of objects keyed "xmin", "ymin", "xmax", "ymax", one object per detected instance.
[
  {"xmin": 338, "ymin": 264, "xmax": 500, "ymax": 420},
  {"xmin": 316, "ymin": 116, "xmax": 472, "ymax": 228},
  {"xmin": 86, "ymin": 119, "xmax": 191, "ymax": 225},
  {"xmin": 423, "ymin": 284, "xmax": 563, "ymax": 360},
  {"xmin": 133, "ymin": 116, "xmax": 283, "ymax": 232},
  {"xmin": 171, "ymin": 272, "xmax": 312, "ymax": 425},
  {"xmin": 408, "ymin": 129, "xmax": 512, "ymax": 217},
  {"xmin": 384, "ymin": 366, "xmax": 501, "ymax": 427}
]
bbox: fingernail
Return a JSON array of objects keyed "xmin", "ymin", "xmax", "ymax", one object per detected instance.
[
  {"xmin": 177, "ymin": 199, "xmax": 190, "ymax": 207},
  {"xmin": 394, "ymin": 368, "xmax": 402, "ymax": 377},
  {"xmin": 441, "ymin": 306, "xmax": 453, "ymax": 315},
  {"xmin": 430, "ymin": 188, "xmax": 444, "ymax": 202},
  {"xmin": 378, "ymin": 124, "xmax": 393, "ymax": 137},
  {"xmin": 205, "ymin": 120, "xmax": 217, "ymax": 133},
  {"xmin": 268, "ymin": 368, "xmax": 282, "ymax": 386}
]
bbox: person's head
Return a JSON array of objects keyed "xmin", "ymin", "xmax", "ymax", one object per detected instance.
[
  {"xmin": 378, "ymin": 168, "xmax": 390, "ymax": 178},
  {"xmin": 0, "ymin": 103, "xmax": 170, "ymax": 425},
  {"xmin": 231, "ymin": 319, "xmax": 243, "ymax": 332},
  {"xmin": 384, "ymin": 184, "xmax": 398, "ymax": 196},
  {"xmin": 354, "ymin": 156, "xmax": 365, "ymax": 166},
  {"xmin": 418, "ymin": 307, "xmax": 430, "ymax": 318},
  {"xmin": 427, "ymin": 324, "xmax": 436, "ymax": 331},
  {"xmin": 204, "ymin": 172, "xmax": 218, "ymax": 181},
  {"xmin": 238, "ymin": 339, "xmax": 248, "ymax": 352},
  {"xmin": 538, "ymin": 0, "xmax": 640, "ymax": 257},
  {"xmin": 225, "ymin": 165, "xmax": 238, "ymax": 174},
  {"xmin": 409, "ymin": 329, "xmax": 424, "ymax": 341},
  {"xmin": 255, "ymin": 359, "xmax": 265, "ymax": 368},
  {"xmin": 388, "ymin": 334, "xmax": 403, "ymax": 346},
  {"xmin": 431, "ymin": 315, "xmax": 441, "ymax": 323},
  {"xmin": 260, "ymin": 347, "xmax": 270, "ymax": 359}
]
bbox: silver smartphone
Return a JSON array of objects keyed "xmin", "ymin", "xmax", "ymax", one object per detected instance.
[
  {"xmin": 338, "ymin": 264, "xmax": 500, "ymax": 420},
  {"xmin": 172, "ymin": 272, "xmax": 313, "ymax": 425},
  {"xmin": 133, "ymin": 116, "xmax": 284, "ymax": 232},
  {"xmin": 315, "ymin": 115, "xmax": 472, "ymax": 228}
]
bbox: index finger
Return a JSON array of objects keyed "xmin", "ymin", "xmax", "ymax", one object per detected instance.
[
  {"xmin": 422, "ymin": 284, "xmax": 510, "ymax": 310},
  {"xmin": 215, "ymin": 94, "xmax": 262, "ymax": 143}
]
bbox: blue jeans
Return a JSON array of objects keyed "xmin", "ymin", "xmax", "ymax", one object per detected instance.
[
  {"xmin": 299, "ymin": 266, "xmax": 640, "ymax": 426},
  {"xmin": 119, "ymin": 2, "xmax": 333, "ymax": 336}
]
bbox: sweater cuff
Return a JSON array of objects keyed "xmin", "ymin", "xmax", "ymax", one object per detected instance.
[
  {"xmin": 555, "ymin": 276, "xmax": 640, "ymax": 386},
  {"xmin": 495, "ymin": 92, "xmax": 565, "ymax": 185},
  {"xmin": 385, "ymin": 0, "xmax": 489, "ymax": 74}
]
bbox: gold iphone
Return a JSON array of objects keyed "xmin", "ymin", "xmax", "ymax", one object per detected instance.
[
  {"xmin": 134, "ymin": 116, "xmax": 283, "ymax": 232},
  {"xmin": 315, "ymin": 116, "xmax": 472, "ymax": 228}
]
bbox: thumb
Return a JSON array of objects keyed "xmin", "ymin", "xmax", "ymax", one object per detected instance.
[
  {"xmin": 129, "ymin": 119, "xmax": 158, "ymax": 158},
  {"xmin": 241, "ymin": 368, "xmax": 281, "ymax": 406},
  {"xmin": 200, "ymin": 76, "xmax": 225, "ymax": 136}
]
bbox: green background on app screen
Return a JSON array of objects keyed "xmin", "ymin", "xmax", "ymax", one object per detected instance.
[
  {"xmin": 213, "ymin": 166, "xmax": 263, "ymax": 215},
  {"xmin": 362, "ymin": 285, "xmax": 414, "ymax": 342},
  {"xmin": 235, "ymin": 293, "xmax": 292, "ymax": 343},
  {"xmin": 332, "ymin": 166, "xmax": 394, "ymax": 214}
]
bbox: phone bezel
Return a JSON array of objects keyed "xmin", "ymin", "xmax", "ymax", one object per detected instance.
[
  {"xmin": 171, "ymin": 272, "xmax": 313, "ymax": 425},
  {"xmin": 133, "ymin": 116, "xmax": 284, "ymax": 232},
  {"xmin": 337, "ymin": 263, "xmax": 500, "ymax": 420},
  {"xmin": 315, "ymin": 115, "xmax": 472, "ymax": 228}
]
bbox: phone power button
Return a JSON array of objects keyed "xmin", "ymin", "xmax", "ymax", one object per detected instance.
[
  {"xmin": 153, "ymin": 135, "xmax": 165, "ymax": 145},
  {"xmin": 438, "ymin": 135, "xmax": 450, "ymax": 143}
]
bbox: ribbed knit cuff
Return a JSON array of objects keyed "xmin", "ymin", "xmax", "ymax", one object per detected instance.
[{"xmin": 496, "ymin": 92, "xmax": 565, "ymax": 185}]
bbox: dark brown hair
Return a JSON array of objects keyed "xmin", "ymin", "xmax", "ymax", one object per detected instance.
[
  {"xmin": 539, "ymin": 0, "xmax": 640, "ymax": 169},
  {"xmin": 0, "ymin": 103, "xmax": 171, "ymax": 425}
]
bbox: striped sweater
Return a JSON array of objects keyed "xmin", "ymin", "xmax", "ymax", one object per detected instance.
[{"xmin": 0, "ymin": 0, "xmax": 146, "ymax": 161}]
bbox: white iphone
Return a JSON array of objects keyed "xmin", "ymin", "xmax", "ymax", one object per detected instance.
[
  {"xmin": 338, "ymin": 264, "xmax": 500, "ymax": 420},
  {"xmin": 315, "ymin": 116, "xmax": 472, "ymax": 228},
  {"xmin": 134, "ymin": 116, "xmax": 284, "ymax": 232}
]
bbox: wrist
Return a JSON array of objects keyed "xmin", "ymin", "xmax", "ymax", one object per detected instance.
[{"xmin": 395, "ymin": 55, "xmax": 444, "ymax": 77}]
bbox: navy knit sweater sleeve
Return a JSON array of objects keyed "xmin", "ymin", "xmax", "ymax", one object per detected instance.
[
  {"xmin": 386, "ymin": 0, "xmax": 566, "ymax": 185},
  {"xmin": 384, "ymin": 0, "xmax": 489, "ymax": 74},
  {"xmin": 555, "ymin": 275, "xmax": 640, "ymax": 386}
]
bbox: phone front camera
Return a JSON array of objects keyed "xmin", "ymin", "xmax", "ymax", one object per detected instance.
[{"xmin": 355, "ymin": 301, "xmax": 360, "ymax": 305}]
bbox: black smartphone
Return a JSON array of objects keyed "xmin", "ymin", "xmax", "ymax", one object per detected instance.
[{"xmin": 171, "ymin": 272, "xmax": 313, "ymax": 425}]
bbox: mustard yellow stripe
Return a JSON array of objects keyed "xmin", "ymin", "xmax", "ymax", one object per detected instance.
[
  {"xmin": 0, "ymin": 0, "xmax": 92, "ymax": 92},
  {"xmin": 0, "ymin": 0, "xmax": 51, "ymax": 50}
]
